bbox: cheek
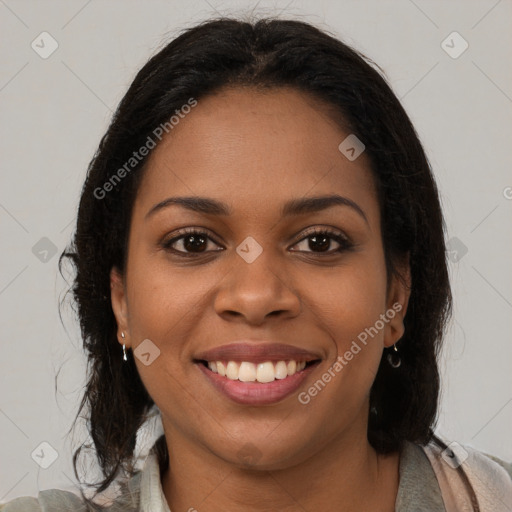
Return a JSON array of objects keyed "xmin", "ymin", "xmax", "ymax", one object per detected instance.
[
  {"xmin": 126, "ymin": 255, "xmax": 217, "ymax": 347},
  {"xmin": 123, "ymin": 254, "xmax": 212, "ymax": 425},
  {"xmin": 305, "ymin": 256, "xmax": 388, "ymax": 348},
  {"xmin": 124, "ymin": 248, "xmax": 230, "ymax": 412},
  {"xmin": 300, "ymin": 254, "xmax": 388, "ymax": 404}
]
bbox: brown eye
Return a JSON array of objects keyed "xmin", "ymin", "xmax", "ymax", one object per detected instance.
[
  {"xmin": 162, "ymin": 228, "xmax": 223, "ymax": 255},
  {"xmin": 290, "ymin": 228, "xmax": 352, "ymax": 254}
]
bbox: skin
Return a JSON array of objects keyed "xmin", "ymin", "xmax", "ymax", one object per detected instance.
[{"xmin": 111, "ymin": 86, "xmax": 411, "ymax": 512}]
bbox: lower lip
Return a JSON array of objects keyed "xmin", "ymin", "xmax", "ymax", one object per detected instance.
[{"xmin": 196, "ymin": 362, "xmax": 319, "ymax": 405}]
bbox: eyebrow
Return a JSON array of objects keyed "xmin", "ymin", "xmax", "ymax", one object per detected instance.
[{"xmin": 145, "ymin": 194, "xmax": 368, "ymax": 223}]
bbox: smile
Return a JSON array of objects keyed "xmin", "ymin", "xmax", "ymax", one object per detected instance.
[
  {"xmin": 196, "ymin": 358, "xmax": 321, "ymax": 405},
  {"xmin": 193, "ymin": 341, "xmax": 322, "ymax": 405}
]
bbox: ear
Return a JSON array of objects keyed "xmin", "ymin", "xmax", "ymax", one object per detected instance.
[
  {"xmin": 110, "ymin": 266, "xmax": 130, "ymax": 348},
  {"xmin": 383, "ymin": 255, "xmax": 411, "ymax": 348}
]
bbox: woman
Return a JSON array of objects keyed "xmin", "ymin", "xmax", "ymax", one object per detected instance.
[{"xmin": 2, "ymin": 16, "xmax": 510, "ymax": 512}]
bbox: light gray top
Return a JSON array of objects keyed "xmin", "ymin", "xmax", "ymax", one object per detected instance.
[{"xmin": 1, "ymin": 441, "xmax": 510, "ymax": 511}]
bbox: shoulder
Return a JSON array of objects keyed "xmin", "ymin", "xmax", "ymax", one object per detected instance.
[
  {"xmin": 0, "ymin": 489, "xmax": 87, "ymax": 511},
  {"xmin": 421, "ymin": 438, "xmax": 512, "ymax": 512},
  {"xmin": 0, "ymin": 471, "xmax": 143, "ymax": 512},
  {"xmin": 483, "ymin": 451, "xmax": 512, "ymax": 478}
]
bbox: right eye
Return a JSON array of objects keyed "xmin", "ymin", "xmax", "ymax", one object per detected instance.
[{"xmin": 161, "ymin": 228, "xmax": 224, "ymax": 256}]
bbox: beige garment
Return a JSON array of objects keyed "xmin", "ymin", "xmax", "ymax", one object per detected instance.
[{"xmin": 422, "ymin": 438, "xmax": 512, "ymax": 512}]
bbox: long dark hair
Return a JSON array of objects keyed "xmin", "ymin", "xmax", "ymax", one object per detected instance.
[{"xmin": 60, "ymin": 16, "xmax": 458, "ymax": 509}]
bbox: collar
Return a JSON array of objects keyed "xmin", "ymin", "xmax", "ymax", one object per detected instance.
[{"xmin": 395, "ymin": 441, "xmax": 446, "ymax": 511}]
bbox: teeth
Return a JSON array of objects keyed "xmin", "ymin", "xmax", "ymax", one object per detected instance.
[
  {"xmin": 256, "ymin": 362, "xmax": 275, "ymax": 383},
  {"xmin": 274, "ymin": 361, "xmax": 288, "ymax": 379},
  {"xmin": 207, "ymin": 360, "xmax": 308, "ymax": 383},
  {"xmin": 238, "ymin": 361, "xmax": 257, "ymax": 382},
  {"xmin": 226, "ymin": 361, "xmax": 239, "ymax": 380},
  {"xmin": 216, "ymin": 361, "xmax": 226, "ymax": 376}
]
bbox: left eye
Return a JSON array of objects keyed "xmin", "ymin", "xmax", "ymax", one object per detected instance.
[{"xmin": 291, "ymin": 229, "xmax": 350, "ymax": 254}]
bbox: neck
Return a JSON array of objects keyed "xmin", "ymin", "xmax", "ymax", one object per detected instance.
[{"xmin": 160, "ymin": 421, "xmax": 400, "ymax": 512}]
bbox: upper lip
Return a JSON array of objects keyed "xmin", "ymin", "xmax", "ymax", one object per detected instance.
[{"xmin": 194, "ymin": 342, "xmax": 322, "ymax": 364}]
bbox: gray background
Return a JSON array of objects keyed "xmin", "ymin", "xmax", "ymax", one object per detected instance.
[{"xmin": 1, "ymin": 0, "xmax": 511, "ymax": 502}]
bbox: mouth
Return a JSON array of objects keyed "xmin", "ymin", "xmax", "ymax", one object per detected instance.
[{"xmin": 193, "ymin": 342, "xmax": 322, "ymax": 405}]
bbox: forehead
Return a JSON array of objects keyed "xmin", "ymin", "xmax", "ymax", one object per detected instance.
[{"xmin": 135, "ymin": 86, "xmax": 377, "ymax": 221}]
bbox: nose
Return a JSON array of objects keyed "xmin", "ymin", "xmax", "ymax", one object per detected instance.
[{"xmin": 213, "ymin": 249, "xmax": 301, "ymax": 326}]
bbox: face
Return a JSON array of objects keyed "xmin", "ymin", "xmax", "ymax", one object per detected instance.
[{"xmin": 111, "ymin": 86, "xmax": 409, "ymax": 469}]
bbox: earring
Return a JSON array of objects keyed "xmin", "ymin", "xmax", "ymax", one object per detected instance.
[
  {"xmin": 386, "ymin": 343, "xmax": 401, "ymax": 368},
  {"xmin": 121, "ymin": 332, "xmax": 127, "ymax": 361}
]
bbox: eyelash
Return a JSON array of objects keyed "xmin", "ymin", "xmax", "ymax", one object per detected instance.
[{"xmin": 161, "ymin": 227, "xmax": 353, "ymax": 258}]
